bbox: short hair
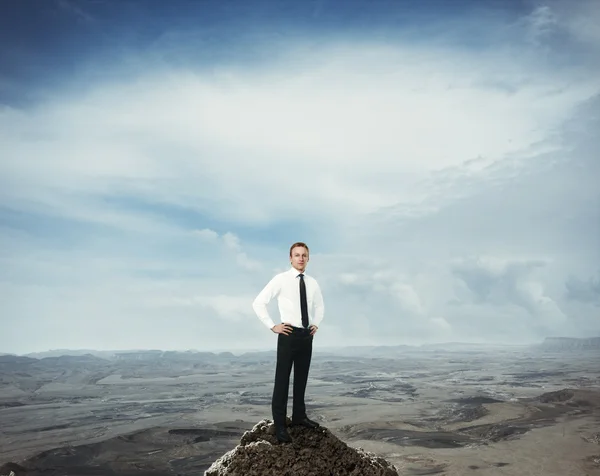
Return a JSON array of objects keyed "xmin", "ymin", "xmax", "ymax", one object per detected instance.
[{"xmin": 289, "ymin": 242, "xmax": 309, "ymax": 256}]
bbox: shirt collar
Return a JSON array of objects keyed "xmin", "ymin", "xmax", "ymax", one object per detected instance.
[{"xmin": 290, "ymin": 267, "xmax": 306, "ymax": 277}]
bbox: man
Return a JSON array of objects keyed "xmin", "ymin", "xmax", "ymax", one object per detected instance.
[{"xmin": 252, "ymin": 242, "xmax": 325, "ymax": 443}]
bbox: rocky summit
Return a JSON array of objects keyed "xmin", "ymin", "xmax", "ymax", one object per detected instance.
[{"xmin": 204, "ymin": 419, "xmax": 399, "ymax": 476}]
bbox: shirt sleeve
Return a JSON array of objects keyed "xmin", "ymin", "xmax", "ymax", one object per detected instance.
[
  {"xmin": 252, "ymin": 274, "xmax": 281, "ymax": 330},
  {"xmin": 312, "ymin": 281, "xmax": 325, "ymax": 328}
]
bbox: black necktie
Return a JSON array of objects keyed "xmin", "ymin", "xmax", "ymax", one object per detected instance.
[{"xmin": 299, "ymin": 273, "xmax": 309, "ymax": 328}]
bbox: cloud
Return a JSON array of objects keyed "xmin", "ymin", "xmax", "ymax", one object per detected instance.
[
  {"xmin": 193, "ymin": 228, "xmax": 219, "ymax": 241},
  {"xmin": 544, "ymin": 0, "xmax": 600, "ymax": 49},
  {"xmin": 193, "ymin": 294, "xmax": 256, "ymax": 321},
  {"xmin": 1, "ymin": 1, "xmax": 599, "ymax": 353},
  {"xmin": 565, "ymin": 271, "xmax": 600, "ymax": 305},
  {"xmin": 193, "ymin": 228, "xmax": 261, "ymax": 270},
  {"xmin": 450, "ymin": 256, "xmax": 567, "ymax": 328},
  {"xmin": 2, "ymin": 33, "xmax": 597, "ymax": 227},
  {"xmin": 524, "ymin": 5, "xmax": 559, "ymax": 45},
  {"xmin": 57, "ymin": 0, "xmax": 94, "ymax": 23},
  {"xmin": 451, "ymin": 256, "xmax": 547, "ymax": 306}
]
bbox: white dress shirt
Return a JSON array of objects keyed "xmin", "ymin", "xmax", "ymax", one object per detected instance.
[{"xmin": 252, "ymin": 267, "xmax": 325, "ymax": 330}]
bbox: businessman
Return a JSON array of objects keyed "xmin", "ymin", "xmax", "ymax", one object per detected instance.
[{"xmin": 252, "ymin": 242, "xmax": 325, "ymax": 443}]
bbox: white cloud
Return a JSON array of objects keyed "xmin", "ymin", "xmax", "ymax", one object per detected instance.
[
  {"xmin": 525, "ymin": 5, "xmax": 559, "ymax": 45},
  {"xmin": 544, "ymin": 0, "xmax": 600, "ymax": 49},
  {"xmin": 222, "ymin": 232, "xmax": 241, "ymax": 251},
  {"xmin": 390, "ymin": 283, "xmax": 425, "ymax": 316},
  {"xmin": 430, "ymin": 317, "xmax": 451, "ymax": 331},
  {"xmin": 2, "ymin": 35, "xmax": 598, "ymax": 226},
  {"xmin": 450, "ymin": 256, "xmax": 568, "ymax": 328},
  {"xmin": 193, "ymin": 228, "xmax": 219, "ymax": 241},
  {"xmin": 235, "ymin": 252, "xmax": 261, "ymax": 271},
  {"xmin": 1, "ymin": 3, "xmax": 599, "ymax": 353},
  {"xmin": 193, "ymin": 294, "xmax": 255, "ymax": 321},
  {"xmin": 565, "ymin": 271, "xmax": 600, "ymax": 305},
  {"xmin": 192, "ymin": 228, "xmax": 261, "ymax": 271}
]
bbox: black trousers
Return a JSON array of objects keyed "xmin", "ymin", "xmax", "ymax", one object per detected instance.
[{"xmin": 272, "ymin": 327, "xmax": 313, "ymax": 427}]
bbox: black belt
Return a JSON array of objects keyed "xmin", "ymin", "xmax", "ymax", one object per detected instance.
[{"xmin": 289, "ymin": 326, "xmax": 311, "ymax": 334}]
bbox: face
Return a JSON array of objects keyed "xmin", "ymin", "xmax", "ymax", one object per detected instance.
[{"xmin": 290, "ymin": 246, "xmax": 309, "ymax": 272}]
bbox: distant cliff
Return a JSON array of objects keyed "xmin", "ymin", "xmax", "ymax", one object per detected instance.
[{"xmin": 540, "ymin": 337, "xmax": 600, "ymax": 351}]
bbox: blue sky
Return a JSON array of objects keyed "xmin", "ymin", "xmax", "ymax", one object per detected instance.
[{"xmin": 1, "ymin": 0, "xmax": 599, "ymax": 354}]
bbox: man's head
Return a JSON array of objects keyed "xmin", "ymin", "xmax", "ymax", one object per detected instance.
[{"xmin": 289, "ymin": 242, "xmax": 309, "ymax": 272}]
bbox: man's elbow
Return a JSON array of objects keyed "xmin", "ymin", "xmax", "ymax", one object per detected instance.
[{"xmin": 251, "ymin": 298, "xmax": 263, "ymax": 313}]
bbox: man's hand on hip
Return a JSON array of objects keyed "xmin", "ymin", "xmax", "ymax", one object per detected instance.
[
  {"xmin": 271, "ymin": 323, "xmax": 293, "ymax": 335},
  {"xmin": 309, "ymin": 325, "xmax": 318, "ymax": 335}
]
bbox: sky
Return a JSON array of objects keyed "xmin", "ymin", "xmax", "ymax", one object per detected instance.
[{"xmin": 1, "ymin": 0, "xmax": 599, "ymax": 354}]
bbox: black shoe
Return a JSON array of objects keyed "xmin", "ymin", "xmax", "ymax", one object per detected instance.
[
  {"xmin": 291, "ymin": 416, "xmax": 320, "ymax": 429},
  {"xmin": 275, "ymin": 425, "xmax": 293, "ymax": 443}
]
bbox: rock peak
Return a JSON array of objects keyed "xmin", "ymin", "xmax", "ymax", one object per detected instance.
[{"xmin": 205, "ymin": 419, "xmax": 399, "ymax": 476}]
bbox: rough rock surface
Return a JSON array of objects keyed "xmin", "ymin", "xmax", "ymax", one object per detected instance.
[
  {"xmin": 0, "ymin": 463, "xmax": 24, "ymax": 476},
  {"xmin": 204, "ymin": 419, "xmax": 400, "ymax": 476}
]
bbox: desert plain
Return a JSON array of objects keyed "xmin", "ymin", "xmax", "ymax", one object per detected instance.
[{"xmin": 1, "ymin": 338, "xmax": 599, "ymax": 475}]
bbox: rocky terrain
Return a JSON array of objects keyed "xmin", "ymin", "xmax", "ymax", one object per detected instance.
[
  {"xmin": 205, "ymin": 419, "xmax": 399, "ymax": 476},
  {"xmin": 0, "ymin": 340, "xmax": 599, "ymax": 475}
]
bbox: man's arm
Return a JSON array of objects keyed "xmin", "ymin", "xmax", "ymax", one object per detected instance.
[
  {"xmin": 252, "ymin": 275, "xmax": 281, "ymax": 330},
  {"xmin": 312, "ymin": 281, "xmax": 325, "ymax": 328}
]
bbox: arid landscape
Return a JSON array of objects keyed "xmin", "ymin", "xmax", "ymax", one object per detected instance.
[{"xmin": 1, "ymin": 338, "xmax": 599, "ymax": 475}]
